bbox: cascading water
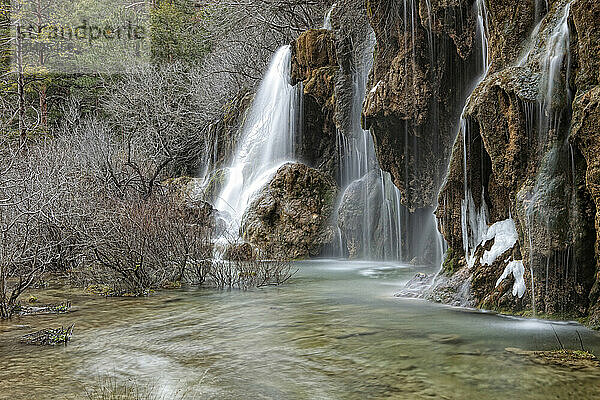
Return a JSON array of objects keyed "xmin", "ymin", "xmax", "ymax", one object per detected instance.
[
  {"xmin": 521, "ymin": 0, "xmax": 573, "ymax": 314},
  {"xmin": 323, "ymin": 3, "xmax": 336, "ymax": 30},
  {"xmin": 335, "ymin": 33, "xmax": 406, "ymax": 261},
  {"xmin": 215, "ymin": 46, "xmax": 301, "ymax": 234},
  {"xmin": 458, "ymin": 0, "xmax": 575, "ymax": 313},
  {"xmin": 459, "ymin": 0, "xmax": 491, "ymax": 268}
]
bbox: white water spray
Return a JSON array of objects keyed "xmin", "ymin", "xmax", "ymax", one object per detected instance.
[
  {"xmin": 323, "ymin": 3, "xmax": 336, "ymax": 30},
  {"xmin": 336, "ymin": 32, "xmax": 406, "ymax": 261},
  {"xmin": 216, "ymin": 46, "xmax": 301, "ymax": 232}
]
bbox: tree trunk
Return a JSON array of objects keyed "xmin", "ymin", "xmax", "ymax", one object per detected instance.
[{"xmin": 16, "ymin": 24, "xmax": 26, "ymax": 144}]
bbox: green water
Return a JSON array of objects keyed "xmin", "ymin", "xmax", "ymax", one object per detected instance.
[{"xmin": 1, "ymin": 260, "xmax": 599, "ymax": 399}]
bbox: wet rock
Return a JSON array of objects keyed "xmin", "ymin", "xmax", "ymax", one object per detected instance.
[
  {"xmin": 202, "ymin": 89, "xmax": 254, "ymax": 173},
  {"xmin": 424, "ymin": 267, "xmax": 474, "ymax": 307},
  {"xmin": 435, "ymin": 0, "xmax": 598, "ymax": 320},
  {"xmin": 337, "ymin": 171, "xmax": 384, "ymax": 259},
  {"xmin": 505, "ymin": 348, "xmax": 600, "ymax": 370},
  {"xmin": 485, "ymin": 0, "xmax": 536, "ymax": 72},
  {"xmin": 291, "ymin": 29, "xmax": 340, "ymax": 180},
  {"xmin": 395, "ymin": 272, "xmax": 434, "ymax": 298},
  {"xmin": 417, "ymin": 0, "xmax": 477, "ymax": 58},
  {"xmin": 222, "ymin": 242, "xmax": 257, "ymax": 262},
  {"xmin": 363, "ymin": 0, "xmax": 479, "ymax": 210},
  {"xmin": 241, "ymin": 163, "xmax": 339, "ymax": 259},
  {"xmin": 164, "ymin": 176, "xmax": 225, "ymax": 234},
  {"xmin": 570, "ymin": 0, "xmax": 600, "ymax": 326}
]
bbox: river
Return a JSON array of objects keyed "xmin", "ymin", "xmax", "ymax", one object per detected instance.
[{"xmin": 1, "ymin": 260, "xmax": 599, "ymax": 399}]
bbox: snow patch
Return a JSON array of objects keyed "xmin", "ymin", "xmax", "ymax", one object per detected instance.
[
  {"xmin": 480, "ymin": 219, "xmax": 518, "ymax": 266},
  {"xmin": 370, "ymin": 81, "xmax": 381, "ymax": 94},
  {"xmin": 496, "ymin": 260, "xmax": 526, "ymax": 298}
]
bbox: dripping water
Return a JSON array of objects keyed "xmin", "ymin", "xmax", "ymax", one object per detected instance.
[
  {"xmin": 336, "ymin": 32, "xmax": 405, "ymax": 261},
  {"xmin": 458, "ymin": 0, "xmax": 491, "ymax": 268},
  {"xmin": 523, "ymin": 0, "xmax": 573, "ymax": 315}
]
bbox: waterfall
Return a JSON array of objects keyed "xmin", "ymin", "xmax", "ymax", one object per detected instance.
[
  {"xmin": 475, "ymin": 0, "xmax": 490, "ymax": 75},
  {"xmin": 458, "ymin": 0, "xmax": 574, "ymax": 312},
  {"xmin": 323, "ymin": 3, "xmax": 336, "ymax": 30},
  {"xmin": 335, "ymin": 33, "xmax": 407, "ymax": 261},
  {"xmin": 215, "ymin": 46, "xmax": 301, "ymax": 234},
  {"xmin": 522, "ymin": 0, "xmax": 573, "ymax": 314},
  {"xmin": 458, "ymin": 0, "xmax": 491, "ymax": 268}
]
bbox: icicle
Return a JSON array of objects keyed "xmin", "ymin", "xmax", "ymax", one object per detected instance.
[{"xmin": 496, "ymin": 260, "xmax": 527, "ymax": 298}]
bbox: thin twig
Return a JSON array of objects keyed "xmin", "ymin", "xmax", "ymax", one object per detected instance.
[
  {"xmin": 576, "ymin": 330, "xmax": 585, "ymax": 351},
  {"xmin": 550, "ymin": 324, "xmax": 564, "ymax": 350}
]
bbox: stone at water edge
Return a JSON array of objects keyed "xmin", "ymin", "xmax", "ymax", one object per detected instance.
[
  {"xmin": 223, "ymin": 242, "xmax": 257, "ymax": 262},
  {"xmin": 241, "ymin": 163, "xmax": 339, "ymax": 260},
  {"xmin": 337, "ymin": 171, "xmax": 384, "ymax": 259}
]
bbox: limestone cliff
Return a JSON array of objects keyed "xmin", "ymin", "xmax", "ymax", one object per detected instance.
[
  {"xmin": 432, "ymin": 0, "xmax": 598, "ymax": 324},
  {"xmin": 291, "ymin": 29, "xmax": 340, "ymax": 181},
  {"xmin": 363, "ymin": 0, "xmax": 480, "ymax": 211},
  {"xmin": 361, "ymin": 0, "xmax": 600, "ymax": 324}
]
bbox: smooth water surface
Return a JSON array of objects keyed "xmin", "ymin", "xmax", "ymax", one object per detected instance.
[{"xmin": 1, "ymin": 260, "xmax": 600, "ymax": 399}]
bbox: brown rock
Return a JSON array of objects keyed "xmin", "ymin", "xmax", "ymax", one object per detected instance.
[
  {"xmin": 291, "ymin": 29, "xmax": 340, "ymax": 180},
  {"xmin": 241, "ymin": 163, "xmax": 339, "ymax": 259}
]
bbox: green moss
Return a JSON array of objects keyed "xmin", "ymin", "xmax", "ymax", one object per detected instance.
[{"xmin": 441, "ymin": 247, "xmax": 459, "ymax": 276}]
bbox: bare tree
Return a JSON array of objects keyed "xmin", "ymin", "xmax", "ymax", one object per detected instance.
[{"xmin": 0, "ymin": 137, "xmax": 73, "ymax": 318}]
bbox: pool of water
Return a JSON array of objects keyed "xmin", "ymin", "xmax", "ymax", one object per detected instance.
[{"xmin": 1, "ymin": 260, "xmax": 599, "ymax": 399}]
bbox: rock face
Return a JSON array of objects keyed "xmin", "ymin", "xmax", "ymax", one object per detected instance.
[
  {"xmin": 357, "ymin": 0, "xmax": 600, "ymax": 324},
  {"xmin": 241, "ymin": 163, "xmax": 339, "ymax": 259},
  {"xmin": 363, "ymin": 0, "xmax": 480, "ymax": 211},
  {"xmin": 570, "ymin": 0, "xmax": 600, "ymax": 325},
  {"xmin": 163, "ymin": 176, "xmax": 225, "ymax": 235},
  {"xmin": 222, "ymin": 242, "xmax": 256, "ymax": 262},
  {"xmin": 204, "ymin": 90, "xmax": 254, "ymax": 173},
  {"xmin": 291, "ymin": 29, "xmax": 340, "ymax": 180},
  {"xmin": 430, "ymin": 0, "xmax": 600, "ymax": 324}
]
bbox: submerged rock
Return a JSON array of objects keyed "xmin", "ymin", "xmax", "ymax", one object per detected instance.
[
  {"xmin": 505, "ymin": 348, "xmax": 600, "ymax": 370},
  {"xmin": 241, "ymin": 163, "xmax": 339, "ymax": 259},
  {"xmin": 395, "ymin": 273, "xmax": 434, "ymax": 298}
]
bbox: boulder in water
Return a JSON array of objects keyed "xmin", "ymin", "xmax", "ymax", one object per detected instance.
[
  {"xmin": 337, "ymin": 171, "xmax": 384, "ymax": 259},
  {"xmin": 241, "ymin": 163, "xmax": 338, "ymax": 259}
]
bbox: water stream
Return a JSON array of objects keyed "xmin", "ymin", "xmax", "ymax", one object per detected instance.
[
  {"xmin": 2, "ymin": 260, "xmax": 599, "ymax": 399},
  {"xmin": 215, "ymin": 46, "xmax": 301, "ymax": 232}
]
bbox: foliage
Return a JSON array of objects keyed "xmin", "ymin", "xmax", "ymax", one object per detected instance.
[
  {"xmin": 0, "ymin": 0, "xmax": 330, "ymax": 317},
  {"xmin": 150, "ymin": 0, "xmax": 210, "ymax": 64},
  {"xmin": 441, "ymin": 247, "xmax": 460, "ymax": 276}
]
